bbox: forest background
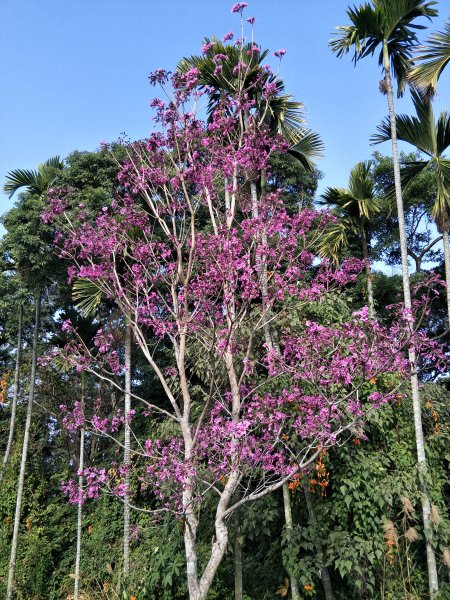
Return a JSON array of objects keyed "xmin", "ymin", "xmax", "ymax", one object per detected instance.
[{"xmin": 1, "ymin": 1, "xmax": 450, "ymax": 599}]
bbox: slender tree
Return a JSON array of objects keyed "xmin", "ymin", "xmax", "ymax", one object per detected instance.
[
  {"xmin": 0, "ymin": 303, "xmax": 23, "ymax": 482},
  {"xmin": 319, "ymin": 161, "xmax": 379, "ymax": 318},
  {"xmin": 74, "ymin": 370, "xmax": 86, "ymax": 600},
  {"xmin": 123, "ymin": 320, "xmax": 132, "ymax": 576},
  {"xmin": 331, "ymin": 2, "xmax": 439, "ymax": 596}
]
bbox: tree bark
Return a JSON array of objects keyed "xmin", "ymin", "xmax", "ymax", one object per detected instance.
[
  {"xmin": 123, "ymin": 320, "xmax": 132, "ymax": 576},
  {"xmin": 0, "ymin": 303, "xmax": 23, "ymax": 483},
  {"xmin": 7, "ymin": 293, "xmax": 41, "ymax": 600},
  {"xmin": 282, "ymin": 484, "xmax": 301, "ymax": 600},
  {"xmin": 442, "ymin": 230, "xmax": 450, "ymax": 329},
  {"xmin": 360, "ymin": 226, "xmax": 374, "ymax": 319},
  {"xmin": 74, "ymin": 370, "xmax": 86, "ymax": 600},
  {"xmin": 303, "ymin": 487, "xmax": 334, "ymax": 600},
  {"xmin": 383, "ymin": 41, "xmax": 439, "ymax": 599}
]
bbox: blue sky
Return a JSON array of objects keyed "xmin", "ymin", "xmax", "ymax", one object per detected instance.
[{"xmin": 1, "ymin": 0, "xmax": 449, "ymax": 230}]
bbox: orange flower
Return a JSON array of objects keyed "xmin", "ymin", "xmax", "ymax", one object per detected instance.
[
  {"xmin": 304, "ymin": 584, "xmax": 314, "ymax": 591},
  {"xmin": 103, "ymin": 581, "xmax": 110, "ymax": 591},
  {"xmin": 88, "ymin": 525, "xmax": 93, "ymax": 535},
  {"xmin": 25, "ymin": 518, "xmax": 31, "ymax": 530},
  {"xmin": 130, "ymin": 596, "xmax": 137, "ymax": 600},
  {"xmin": 369, "ymin": 377, "xmax": 377, "ymax": 384}
]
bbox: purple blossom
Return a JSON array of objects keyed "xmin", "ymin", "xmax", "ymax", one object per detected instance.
[
  {"xmin": 222, "ymin": 32, "xmax": 234, "ymax": 42},
  {"xmin": 202, "ymin": 41, "xmax": 214, "ymax": 55},
  {"xmin": 274, "ymin": 49, "xmax": 287, "ymax": 58},
  {"xmin": 61, "ymin": 319, "xmax": 73, "ymax": 333},
  {"xmin": 231, "ymin": 2, "xmax": 248, "ymax": 13}
]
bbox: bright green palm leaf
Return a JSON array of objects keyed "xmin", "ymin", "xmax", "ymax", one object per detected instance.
[
  {"xmin": 3, "ymin": 169, "xmax": 43, "ymax": 199},
  {"xmin": 3, "ymin": 156, "xmax": 64, "ymax": 199},
  {"xmin": 318, "ymin": 161, "xmax": 378, "ymax": 261},
  {"xmin": 72, "ymin": 278, "xmax": 103, "ymax": 318},
  {"xmin": 410, "ymin": 19, "xmax": 450, "ymax": 94},
  {"xmin": 317, "ymin": 219, "xmax": 354, "ymax": 261},
  {"xmin": 289, "ymin": 131, "xmax": 325, "ymax": 171}
]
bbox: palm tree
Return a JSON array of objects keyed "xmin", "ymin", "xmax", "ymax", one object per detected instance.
[
  {"xmin": 372, "ymin": 89, "xmax": 450, "ymax": 324},
  {"xmin": 331, "ymin": 2, "xmax": 439, "ymax": 596},
  {"xmin": 3, "ymin": 156, "xmax": 65, "ymax": 198},
  {"xmin": 178, "ymin": 39, "xmax": 323, "ymax": 169},
  {"xmin": 319, "ymin": 161, "xmax": 379, "ymax": 317},
  {"xmin": 409, "ymin": 19, "xmax": 450, "ymax": 95}
]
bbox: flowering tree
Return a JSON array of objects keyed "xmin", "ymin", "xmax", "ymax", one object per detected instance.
[{"xmin": 42, "ymin": 7, "xmax": 444, "ymax": 599}]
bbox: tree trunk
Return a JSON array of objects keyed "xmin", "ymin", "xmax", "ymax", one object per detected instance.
[
  {"xmin": 7, "ymin": 293, "xmax": 41, "ymax": 600},
  {"xmin": 250, "ymin": 181, "xmax": 273, "ymax": 348},
  {"xmin": 382, "ymin": 41, "xmax": 439, "ymax": 599},
  {"xmin": 74, "ymin": 371, "xmax": 86, "ymax": 600},
  {"xmin": 234, "ymin": 508, "xmax": 243, "ymax": 600},
  {"xmin": 442, "ymin": 230, "xmax": 450, "ymax": 329},
  {"xmin": 360, "ymin": 227, "xmax": 374, "ymax": 319},
  {"xmin": 303, "ymin": 487, "xmax": 334, "ymax": 600},
  {"xmin": 252, "ymin": 180, "xmax": 300, "ymax": 599},
  {"xmin": 123, "ymin": 320, "xmax": 132, "ymax": 576},
  {"xmin": 282, "ymin": 484, "xmax": 301, "ymax": 600},
  {"xmin": 0, "ymin": 303, "xmax": 23, "ymax": 483}
]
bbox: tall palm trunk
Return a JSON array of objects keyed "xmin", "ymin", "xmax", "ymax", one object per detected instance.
[
  {"xmin": 383, "ymin": 42, "xmax": 439, "ymax": 598},
  {"xmin": 123, "ymin": 320, "xmax": 132, "ymax": 576},
  {"xmin": 74, "ymin": 371, "xmax": 86, "ymax": 600},
  {"xmin": 7, "ymin": 293, "xmax": 41, "ymax": 600},
  {"xmin": 251, "ymin": 180, "xmax": 301, "ymax": 599},
  {"xmin": 360, "ymin": 226, "xmax": 374, "ymax": 318},
  {"xmin": 442, "ymin": 230, "xmax": 450, "ymax": 328},
  {"xmin": 0, "ymin": 303, "xmax": 23, "ymax": 483}
]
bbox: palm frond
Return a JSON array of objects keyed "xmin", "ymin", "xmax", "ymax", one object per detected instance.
[
  {"xmin": 317, "ymin": 219, "xmax": 356, "ymax": 262},
  {"xmin": 409, "ymin": 19, "xmax": 450, "ymax": 93},
  {"xmin": 72, "ymin": 278, "xmax": 103, "ymax": 317},
  {"xmin": 432, "ymin": 158, "xmax": 450, "ymax": 230},
  {"xmin": 288, "ymin": 131, "xmax": 324, "ymax": 172},
  {"xmin": 3, "ymin": 169, "xmax": 41, "ymax": 199},
  {"xmin": 435, "ymin": 110, "xmax": 450, "ymax": 156}
]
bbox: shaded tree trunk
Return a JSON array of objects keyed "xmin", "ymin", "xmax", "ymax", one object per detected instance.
[
  {"xmin": 282, "ymin": 484, "xmax": 301, "ymax": 600},
  {"xmin": 442, "ymin": 230, "xmax": 450, "ymax": 329},
  {"xmin": 74, "ymin": 370, "xmax": 86, "ymax": 600},
  {"xmin": 360, "ymin": 226, "xmax": 374, "ymax": 319},
  {"xmin": 0, "ymin": 303, "xmax": 23, "ymax": 483},
  {"xmin": 123, "ymin": 320, "xmax": 132, "ymax": 576},
  {"xmin": 7, "ymin": 293, "xmax": 41, "ymax": 600},
  {"xmin": 383, "ymin": 41, "xmax": 439, "ymax": 599}
]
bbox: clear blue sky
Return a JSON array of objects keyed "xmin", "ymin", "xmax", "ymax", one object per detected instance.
[{"xmin": 1, "ymin": 0, "xmax": 449, "ymax": 229}]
